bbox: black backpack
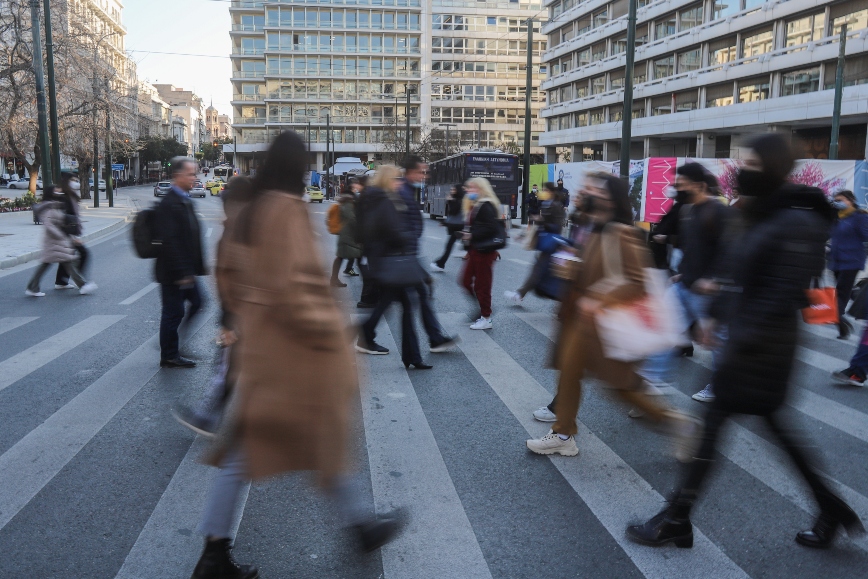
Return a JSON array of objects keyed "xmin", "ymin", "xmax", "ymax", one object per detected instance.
[{"xmin": 132, "ymin": 206, "xmax": 161, "ymax": 259}]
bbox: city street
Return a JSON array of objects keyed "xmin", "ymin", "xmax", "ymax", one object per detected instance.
[{"xmin": 1, "ymin": 194, "xmax": 867, "ymax": 578}]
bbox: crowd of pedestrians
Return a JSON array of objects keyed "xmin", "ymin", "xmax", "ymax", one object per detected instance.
[{"xmin": 103, "ymin": 129, "xmax": 868, "ymax": 577}]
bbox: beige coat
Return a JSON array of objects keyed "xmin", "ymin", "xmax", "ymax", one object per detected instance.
[
  {"xmin": 218, "ymin": 190, "xmax": 356, "ymax": 483},
  {"xmin": 37, "ymin": 202, "xmax": 76, "ymax": 264}
]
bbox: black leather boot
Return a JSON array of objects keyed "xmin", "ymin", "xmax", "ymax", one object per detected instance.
[
  {"xmin": 796, "ymin": 493, "xmax": 865, "ymax": 548},
  {"xmin": 627, "ymin": 499, "xmax": 693, "ymax": 548},
  {"xmin": 191, "ymin": 538, "xmax": 259, "ymax": 579},
  {"xmin": 354, "ymin": 509, "xmax": 406, "ymax": 553}
]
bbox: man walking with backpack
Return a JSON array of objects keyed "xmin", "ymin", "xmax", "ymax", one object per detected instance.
[{"xmin": 156, "ymin": 157, "xmax": 206, "ymax": 368}]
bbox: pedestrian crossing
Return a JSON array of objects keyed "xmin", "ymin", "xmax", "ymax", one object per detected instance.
[{"xmin": 1, "ymin": 303, "xmax": 868, "ymax": 578}]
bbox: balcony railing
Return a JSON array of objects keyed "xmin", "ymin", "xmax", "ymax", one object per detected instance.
[
  {"xmin": 235, "ymin": 117, "xmax": 268, "ymax": 124},
  {"xmin": 265, "ymin": 23, "xmax": 422, "ymax": 31},
  {"xmin": 265, "ymin": 45, "xmax": 422, "ymax": 55},
  {"xmin": 265, "ymin": 68, "xmax": 421, "ymax": 78},
  {"xmin": 233, "ymin": 94, "xmax": 266, "ymax": 101},
  {"xmin": 232, "ymin": 24, "xmax": 264, "ymax": 32},
  {"xmin": 267, "ymin": 115, "xmax": 420, "ymax": 125},
  {"xmin": 262, "ymin": 0, "xmax": 421, "ymax": 6},
  {"xmin": 266, "ymin": 94, "xmax": 421, "ymax": 102},
  {"xmin": 232, "ymin": 70, "xmax": 266, "ymax": 78},
  {"xmin": 232, "ymin": 47, "xmax": 265, "ymax": 56}
]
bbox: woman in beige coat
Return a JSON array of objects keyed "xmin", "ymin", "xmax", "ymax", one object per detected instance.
[{"xmin": 190, "ymin": 132, "xmax": 401, "ymax": 579}]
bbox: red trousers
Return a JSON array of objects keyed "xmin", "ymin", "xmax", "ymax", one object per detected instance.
[{"xmin": 461, "ymin": 249, "xmax": 497, "ymax": 318}]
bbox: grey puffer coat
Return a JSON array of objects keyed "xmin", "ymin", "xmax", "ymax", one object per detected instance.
[
  {"xmin": 337, "ymin": 195, "xmax": 362, "ymax": 260},
  {"xmin": 36, "ymin": 201, "xmax": 76, "ymax": 264}
]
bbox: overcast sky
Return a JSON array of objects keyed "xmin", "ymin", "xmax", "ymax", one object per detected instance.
[{"xmin": 124, "ymin": 0, "xmax": 233, "ymax": 115}]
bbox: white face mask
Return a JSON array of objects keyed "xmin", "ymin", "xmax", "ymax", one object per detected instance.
[
  {"xmin": 69, "ymin": 180, "xmax": 81, "ymax": 191},
  {"xmin": 663, "ymin": 186, "xmax": 678, "ymax": 199}
]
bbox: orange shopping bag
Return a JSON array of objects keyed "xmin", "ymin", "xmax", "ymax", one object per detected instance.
[{"xmin": 802, "ymin": 283, "xmax": 838, "ymax": 325}]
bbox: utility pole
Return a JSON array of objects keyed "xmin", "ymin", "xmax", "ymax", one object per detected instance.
[
  {"xmin": 619, "ymin": 0, "xmax": 638, "ymax": 177},
  {"xmin": 326, "ymin": 113, "xmax": 331, "ymax": 199},
  {"xmin": 93, "ymin": 74, "xmax": 100, "ymax": 207},
  {"xmin": 405, "ymin": 83, "xmax": 411, "ymax": 162},
  {"xmin": 29, "ymin": 0, "xmax": 53, "ymax": 188},
  {"xmin": 42, "ymin": 0, "xmax": 61, "ymax": 183},
  {"xmin": 477, "ymin": 114, "xmax": 482, "ymax": 150},
  {"xmin": 439, "ymin": 123, "xmax": 456, "ymax": 157},
  {"xmin": 306, "ymin": 120, "xmax": 311, "ymax": 172},
  {"xmin": 829, "ymin": 23, "xmax": 848, "ymax": 160},
  {"xmin": 233, "ymin": 134, "xmax": 237, "ymax": 170},
  {"xmin": 105, "ymin": 79, "xmax": 113, "ymax": 207},
  {"xmin": 521, "ymin": 17, "xmax": 534, "ymax": 224}
]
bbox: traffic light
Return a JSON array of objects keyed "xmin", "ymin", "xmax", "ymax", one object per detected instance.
[{"xmin": 213, "ymin": 140, "xmax": 218, "ymax": 147}]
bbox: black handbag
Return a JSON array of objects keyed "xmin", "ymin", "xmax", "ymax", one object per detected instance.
[
  {"xmin": 848, "ymin": 278, "xmax": 868, "ymax": 320},
  {"xmin": 368, "ymin": 254, "xmax": 426, "ymax": 288},
  {"xmin": 472, "ymin": 219, "xmax": 508, "ymax": 252}
]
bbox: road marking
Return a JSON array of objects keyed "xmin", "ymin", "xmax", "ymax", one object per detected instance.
[
  {"xmin": 801, "ymin": 322, "xmax": 858, "ymax": 342},
  {"xmin": 0, "ymin": 311, "xmax": 212, "ymax": 532},
  {"xmin": 355, "ymin": 317, "xmax": 493, "ymax": 579},
  {"xmin": 514, "ymin": 311, "xmax": 868, "ymax": 552},
  {"xmin": 507, "ymin": 258, "xmax": 531, "ymax": 266},
  {"xmin": 206, "ymin": 227, "xmax": 213, "ymax": 238},
  {"xmin": 424, "ymin": 235, "xmax": 441, "ymax": 241},
  {"xmin": 445, "ymin": 313, "xmax": 749, "ymax": 578},
  {"xmin": 119, "ymin": 282, "xmax": 160, "ymax": 305},
  {"xmin": 0, "ymin": 317, "xmax": 38, "ymax": 336},
  {"xmin": 115, "ymin": 436, "xmax": 251, "ymax": 578},
  {"xmin": 0, "ymin": 315, "xmax": 125, "ymax": 393}
]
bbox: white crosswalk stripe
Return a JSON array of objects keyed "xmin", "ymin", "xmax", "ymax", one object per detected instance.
[
  {"xmin": 119, "ymin": 282, "xmax": 159, "ymax": 305},
  {"xmin": 0, "ymin": 316, "xmax": 38, "ymax": 336},
  {"xmin": 0, "ymin": 315, "xmax": 124, "ymax": 393}
]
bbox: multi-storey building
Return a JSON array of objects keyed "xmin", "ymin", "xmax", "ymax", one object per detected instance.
[
  {"xmin": 540, "ymin": 0, "xmax": 868, "ymax": 162},
  {"xmin": 154, "ymin": 85, "xmax": 206, "ymax": 156},
  {"xmin": 137, "ymin": 82, "xmax": 172, "ymax": 139},
  {"xmin": 206, "ymin": 105, "xmax": 234, "ymax": 140},
  {"xmin": 228, "ymin": 0, "xmax": 548, "ymax": 173}
]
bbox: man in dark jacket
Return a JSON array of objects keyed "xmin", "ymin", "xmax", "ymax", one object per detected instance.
[
  {"xmin": 156, "ymin": 157, "xmax": 206, "ymax": 368},
  {"xmin": 628, "ymin": 133, "xmax": 863, "ymax": 551}
]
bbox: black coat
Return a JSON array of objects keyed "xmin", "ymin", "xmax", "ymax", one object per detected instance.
[
  {"xmin": 356, "ymin": 187, "xmax": 413, "ymax": 260},
  {"xmin": 468, "ymin": 200, "xmax": 500, "ymax": 251},
  {"xmin": 538, "ymin": 199, "xmax": 565, "ymax": 235},
  {"xmin": 712, "ymin": 185, "xmax": 830, "ymax": 415},
  {"xmin": 154, "ymin": 189, "xmax": 205, "ymax": 285}
]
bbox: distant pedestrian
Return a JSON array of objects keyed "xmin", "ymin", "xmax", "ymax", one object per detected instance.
[
  {"xmin": 430, "ymin": 184, "xmax": 465, "ymax": 272},
  {"xmin": 461, "ymin": 177, "xmax": 502, "ymax": 330},
  {"xmin": 527, "ymin": 184, "xmax": 540, "ymax": 217},
  {"xmin": 155, "ymin": 157, "xmax": 206, "ymax": 369},
  {"xmin": 827, "ymin": 190, "xmax": 868, "ymax": 339},
  {"xmin": 25, "ymin": 186, "xmax": 96, "ymax": 297},
  {"xmin": 330, "ymin": 186, "xmax": 362, "ymax": 287},
  {"xmin": 54, "ymin": 172, "xmax": 90, "ymax": 290}
]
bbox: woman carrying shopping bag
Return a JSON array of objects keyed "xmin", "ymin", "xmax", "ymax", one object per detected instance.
[
  {"xmin": 525, "ymin": 173, "xmax": 697, "ymax": 459},
  {"xmin": 828, "ymin": 190, "xmax": 868, "ymax": 338}
]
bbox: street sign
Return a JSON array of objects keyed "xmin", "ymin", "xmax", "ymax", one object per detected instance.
[{"xmin": 111, "ymin": 164, "xmax": 124, "ymax": 171}]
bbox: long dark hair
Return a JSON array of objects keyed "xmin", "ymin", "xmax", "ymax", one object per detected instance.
[
  {"xmin": 252, "ymin": 131, "xmax": 307, "ymax": 195},
  {"xmin": 748, "ymin": 134, "xmax": 794, "ymax": 187},
  {"xmin": 596, "ymin": 173, "xmax": 633, "ymax": 225}
]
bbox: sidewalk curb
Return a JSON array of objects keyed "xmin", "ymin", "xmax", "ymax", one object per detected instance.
[{"xmin": 0, "ymin": 212, "xmax": 133, "ymax": 270}]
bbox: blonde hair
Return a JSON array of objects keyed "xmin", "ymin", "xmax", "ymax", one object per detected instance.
[
  {"xmin": 464, "ymin": 177, "xmax": 502, "ymax": 216},
  {"xmin": 368, "ymin": 164, "xmax": 401, "ymax": 193}
]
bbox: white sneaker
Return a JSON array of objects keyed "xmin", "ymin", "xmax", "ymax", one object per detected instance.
[
  {"xmin": 55, "ymin": 283, "xmax": 77, "ymax": 290},
  {"xmin": 25, "ymin": 289, "xmax": 46, "ymax": 297},
  {"xmin": 503, "ymin": 290, "xmax": 523, "ymax": 306},
  {"xmin": 691, "ymin": 384, "xmax": 715, "ymax": 402},
  {"xmin": 79, "ymin": 282, "xmax": 98, "ymax": 295},
  {"xmin": 532, "ymin": 406, "xmax": 557, "ymax": 422},
  {"xmin": 429, "ymin": 262, "xmax": 445, "ymax": 273},
  {"xmin": 526, "ymin": 432, "xmax": 579, "ymax": 456},
  {"xmin": 469, "ymin": 317, "xmax": 492, "ymax": 330}
]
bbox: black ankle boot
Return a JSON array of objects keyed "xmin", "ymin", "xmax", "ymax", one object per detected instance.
[
  {"xmin": 191, "ymin": 538, "xmax": 259, "ymax": 579},
  {"xmin": 354, "ymin": 509, "xmax": 406, "ymax": 553},
  {"xmin": 627, "ymin": 500, "xmax": 694, "ymax": 548},
  {"xmin": 796, "ymin": 493, "xmax": 865, "ymax": 548}
]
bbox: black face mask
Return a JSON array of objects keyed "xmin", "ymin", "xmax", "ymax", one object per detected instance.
[
  {"xmin": 675, "ymin": 189, "xmax": 689, "ymax": 204},
  {"xmin": 582, "ymin": 196, "xmax": 597, "ymax": 214},
  {"xmin": 736, "ymin": 169, "xmax": 780, "ymax": 198}
]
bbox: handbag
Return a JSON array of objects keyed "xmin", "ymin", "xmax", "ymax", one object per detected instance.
[
  {"xmin": 847, "ymin": 278, "xmax": 868, "ymax": 321},
  {"xmin": 472, "ymin": 219, "xmax": 508, "ymax": 252},
  {"xmin": 368, "ymin": 253, "xmax": 426, "ymax": 288},
  {"xmin": 594, "ymin": 224, "xmax": 689, "ymax": 362},
  {"xmin": 802, "ymin": 278, "xmax": 838, "ymax": 324}
]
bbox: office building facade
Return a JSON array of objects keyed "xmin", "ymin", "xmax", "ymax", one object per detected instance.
[{"xmin": 539, "ymin": 0, "xmax": 868, "ymax": 162}]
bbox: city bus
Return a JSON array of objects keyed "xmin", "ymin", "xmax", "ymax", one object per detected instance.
[
  {"xmin": 425, "ymin": 151, "xmax": 520, "ymax": 219},
  {"xmin": 213, "ymin": 165, "xmax": 234, "ymax": 179}
]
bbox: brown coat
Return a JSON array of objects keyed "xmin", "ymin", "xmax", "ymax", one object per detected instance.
[
  {"xmin": 553, "ymin": 223, "xmax": 650, "ymax": 372},
  {"xmin": 218, "ymin": 190, "xmax": 356, "ymax": 483}
]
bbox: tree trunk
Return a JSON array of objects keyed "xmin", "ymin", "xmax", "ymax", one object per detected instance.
[{"xmin": 79, "ymin": 160, "xmax": 92, "ymax": 199}]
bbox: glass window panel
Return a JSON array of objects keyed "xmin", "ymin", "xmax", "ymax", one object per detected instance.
[
  {"xmin": 711, "ymin": 0, "xmax": 739, "ymax": 21},
  {"xmin": 655, "ymin": 14, "xmax": 676, "ymax": 39},
  {"xmin": 653, "ymin": 56, "xmax": 674, "ymax": 79},
  {"xmin": 738, "ymin": 78, "xmax": 770, "ymax": 102},
  {"xmin": 742, "ymin": 29, "xmax": 773, "ymax": 58},
  {"xmin": 678, "ymin": 48, "xmax": 701, "ymax": 72},
  {"xmin": 782, "ymin": 67, "xmax": 821, "ymax": 95},
  {"xmin": 679, "ymin": 5, "xmax": 703, "ymax": 31}
]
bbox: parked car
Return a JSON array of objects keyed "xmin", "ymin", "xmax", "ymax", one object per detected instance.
[
  {"xmin": 153, "ymin": 181, "xmax": 172, "ymax": 197},
  {"xmin": 88, "ymin": 179, "xmax": 107, "ymax": 192},
  {"xmin": 305, "ymin": 186, "xmax": 324, "ymax": 203},
  {"xmin": 8, "ymin": 178, "xmax": 42, "ymax": 190},
  {"xmin": 190, "ymin": 184, "xmax": 207, "ymax": 198}
]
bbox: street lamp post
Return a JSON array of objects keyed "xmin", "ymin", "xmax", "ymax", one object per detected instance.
[
  {"xmin": 438, "ymin": 123, "xmax": 457, "ymax": 157},
  {"xmin": 326, "ymin": 113, "xmax": 331, "ymax": 199},
  {"xmin": 405, "ymin": 83, "xmax": 411, "ymax": 162},
  {"xmin": 521, "ymin": 17, "xmax": 534, "ymax": 224},
  {"xmin": 476, "ymin": 114, "xmax": 483, "ymax": 150},
  {"xmin": 830, "ymin": 23, "xmax": 849, "ymax": 160},
  {"xmin": 619, "ymin": 0, "xmax": 638, "ymax": 177}
]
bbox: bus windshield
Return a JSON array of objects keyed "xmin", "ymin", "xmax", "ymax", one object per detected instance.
[{"xmin": 465, "ymin": 155, "xmax": 516, "ymax": 181}]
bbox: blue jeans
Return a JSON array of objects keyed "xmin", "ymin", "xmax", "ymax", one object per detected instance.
[
  {"xmin": 159, "ymin": 279, "xmax": 202, "ymax": 360},
  {"xmin": 641, "ymin": 282, "xmax": 724, "ymax": 384},
  {"xmin": 849, "ymin": 325, "xmax": 868, "ymax": 378}
]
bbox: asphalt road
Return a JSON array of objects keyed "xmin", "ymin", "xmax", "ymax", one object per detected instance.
[{"xmin": 1, "ymin": 185, "xmax": 867, "ymax": 578}]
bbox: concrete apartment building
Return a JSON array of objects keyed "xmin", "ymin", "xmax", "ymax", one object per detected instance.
[
  {"xmin": 539, "ymin": 0, "xmax": 868, "ymax": 162},
  {"xmin": 228, "ymin": 0, "xmax": 548, "ymax": 173},
  {"xmin": 153, "ymin": 85, "xmax": 206, "ymax": 157}
]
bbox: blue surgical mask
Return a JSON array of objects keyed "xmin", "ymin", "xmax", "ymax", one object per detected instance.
[
  {"xmin": 467, "ymin": 192, "xmax": 478, "ymax": 201},
  {"xmin": 832, "ymin": 201, "xmax": 848, "ymax": 210}
]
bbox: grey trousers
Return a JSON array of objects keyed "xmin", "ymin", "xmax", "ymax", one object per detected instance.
[
  {"xmin": 27, "ymin": 261, "xmax": 85, "ymax": 292},
  {"xmin": 199, "ymin": 447, "xmax": 370, "ymax": 539}
]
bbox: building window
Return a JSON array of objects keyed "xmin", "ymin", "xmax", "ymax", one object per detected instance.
[
  {"xmin": 678, "ymin": 48, "xmax": 701, "ymax": 73},
  {"xmin": 742, "ymin": 28, "xmax": 774, "ymax": 58},
  {"xmin": 786, "ymin": 13, "xmax": 826, "ymax": 48},
  {"xmin": 824, "ymin": 54, "xmax": 868, "ymax": 87},
  {"xmin": 611, "ymin": 35, "xmax": 627, "ymax": 55},
  {"xmin": 591, "ymin": 75, "xmax": 606, "ymax": 94},
  {"xmin": 782, "ymin": 67, "xmax": 821, "ymax": 96},
  {"xmin": 831, "ymin": 1, "xmax": 868, "ymax": 35},
  {"xmin": 654, "ymin": 14, "xmax": 676, "ymax": 40},
  {"xmin": 574, "ymin": 82, "xmax": 588, "ymax": 99},
  {"xmin": 675, "ymin": 90, "xmax": 698, "ymax": 112},
  {"xmin": 653, "ymin": 56, "xmax": 674, "ymax": 79},
  {"xmin": 591, "ymin": 42, "xmax": 606, "ymax": 62},
  {"xmin": 710, "ymin": 0, "xmax": 740, "ymax": 21},
  {"xmin": 679, "ymin": 5, "xmax": 703, "ymax": 31},
  {"xmin": 737, "ymin": 77, "xmax": 770, "ymax": 102},
  {"xmin": 589, "ymin": 109, "xmax": 605, "ymax": 125},
  {"xmin": 634, "ymin": 61, "xmax": 647, "ymax": 85},
  {"xmin": 577, "ymin": 48, "xmax": 591, "ymax": 67},
  {"xmin": 651, "ymin": 95, "xmax": 671, "ymax": 116},
  {"xmin": 705, "ymin": 82, "xmax": 734, "ymax": 107},
  {"xmin": 575, "ymin": 111, "xmax": 588, "ymax": 126},
  {"xmin": 709, "ymin": 37, "xmax": 737, "ymax": 66},
  {"xmin": 609, "ymin": 105, "xmax": 623, "ymax": 122}
]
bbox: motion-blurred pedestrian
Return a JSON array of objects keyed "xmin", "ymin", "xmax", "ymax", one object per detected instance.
[
  {"xmin": 330, "ymin": 185, "xmax": 362, "ymax": 287},
  {"xmin": 53, "ymin": 172, "xmax": 89, "ymax": 290},
  {"xmin": 190, "ymin": 133, "xmax": 401, "ymax": 579},
  {"xmin": 430, "ymin": 184, "xmax": 465, "ymax": 272},
  {"xmin": 628, "ymin": 133, "xmax": 863, "ymax": 550},
  {"xmin": 461, "ymin": 177, "xmax": 502, "ymax": 330},
  {"xmin": 828, "ymin": 189, "xmax": 868, "ymax": 339}
]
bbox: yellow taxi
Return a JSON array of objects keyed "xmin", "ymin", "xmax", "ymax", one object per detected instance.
[
  {"xmin": 306, "ymin": 186, "xmax": 324, "ymax": 203},
  {"xmin": 209, "ymin": 182, "xmax": 225, "ymax": 196}
]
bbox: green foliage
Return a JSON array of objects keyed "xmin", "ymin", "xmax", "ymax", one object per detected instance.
[
  {"xmin": 200, "ymin": 141, "xmax": 221, "ymax": 162},
  {"xmin": 138, "ymin": 137, "xmax": 190, "ymax": 166}
]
